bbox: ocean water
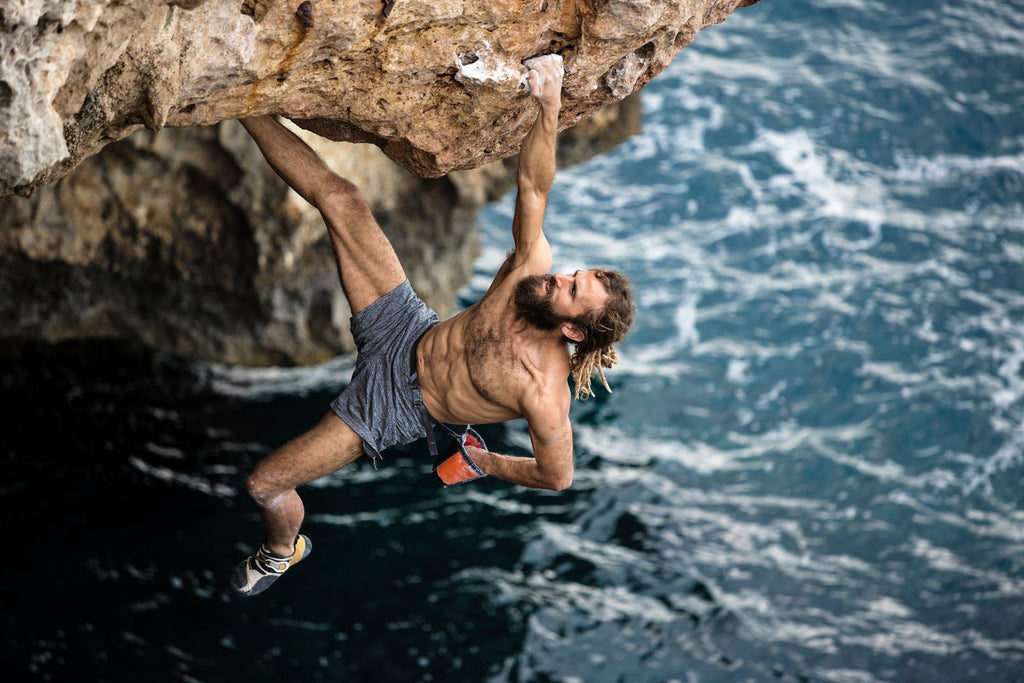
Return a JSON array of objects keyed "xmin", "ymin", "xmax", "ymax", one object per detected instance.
[{"xmin": 4, "ymin": 0, "xmax": 1024, "ymax": 681}]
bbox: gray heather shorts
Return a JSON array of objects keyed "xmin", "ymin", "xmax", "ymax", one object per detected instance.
[{"xmin": 329, "ymin": 280, "xmax": 439, "ymax": 467}]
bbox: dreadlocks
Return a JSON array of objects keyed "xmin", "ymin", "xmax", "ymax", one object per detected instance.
[{"xmin": 568, "ymin": 269, "xmax": 635, "ymax": 400}]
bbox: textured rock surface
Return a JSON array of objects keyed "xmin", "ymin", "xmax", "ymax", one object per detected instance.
[
  {"xmin": 0, "ymin": 97, "xmax": 641, "ymax": 365},
  {"xmin": 0, "ymin": 0, "xmax": 759, "ymax": 196},
  {"xmin": 0, "ymin": 0, "xmax": 757, "ymax": 364}
]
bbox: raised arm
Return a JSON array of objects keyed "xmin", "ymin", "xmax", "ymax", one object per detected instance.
[{"xmin": 507, "ymin": 54, "xmax": 565, "ymax": 275}]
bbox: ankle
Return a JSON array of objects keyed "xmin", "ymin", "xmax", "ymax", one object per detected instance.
[{"xmin": 264, "ymin": 540, "xmax": 294, "ymax": 558}]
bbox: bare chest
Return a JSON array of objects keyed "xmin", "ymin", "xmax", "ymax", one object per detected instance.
[{"xmin": 464, "ymin": 314, "xmax": 525, "ymax": 405}]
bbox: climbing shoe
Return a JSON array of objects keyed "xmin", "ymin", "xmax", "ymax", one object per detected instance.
[{"xmin": 230, "ymin": 534, "xmax": 311, "ymax": 597}]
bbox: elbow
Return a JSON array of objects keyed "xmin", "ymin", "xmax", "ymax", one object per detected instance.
[{"xmin": 546, "ymin": 469, "xmax": 574, "ymax": 491}]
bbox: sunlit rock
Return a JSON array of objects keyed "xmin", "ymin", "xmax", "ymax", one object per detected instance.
[
  {"xmin": 0, "ymin": 98, "xmax": 641, "ymax": 364},
  {"xmin": 0, "ymin": 0, "xmax": 759, "ymax": 196}
]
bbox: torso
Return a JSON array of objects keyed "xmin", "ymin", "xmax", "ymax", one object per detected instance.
[{"xmin": 415, "ymin": 276, "xmax": 571, "ymax": 426}]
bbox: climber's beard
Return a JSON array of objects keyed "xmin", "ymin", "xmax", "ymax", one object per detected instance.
[{"xmin": 514, "ymin": 275, "xmax": 564, "ymax": 332}]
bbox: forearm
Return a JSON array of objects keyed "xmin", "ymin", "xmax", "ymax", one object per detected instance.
[
  {"xmin": 507, "ymin": 54, "xmax": 564, "ymax": 255},
  {"xmin": 471, "ymin": 448, "xmax": 572, "ymax": 491},
  {"xmin": 240, "ymin": 115, "xmax": 335, "ymax": 205},
  {"xmin": 517, "ymin": 106, "xmax": 559, "ymax": 195}
]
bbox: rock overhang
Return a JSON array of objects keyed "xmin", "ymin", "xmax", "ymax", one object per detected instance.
[{"xmin": 0, "ymin": 0, "xmax": 761, "ymax": 195}]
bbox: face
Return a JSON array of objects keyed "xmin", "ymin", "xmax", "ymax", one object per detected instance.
[{"xmin": 514, "ymin": 270, "xmax": 611, "ymax": 334}]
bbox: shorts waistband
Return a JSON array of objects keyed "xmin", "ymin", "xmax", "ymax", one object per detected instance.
[{"xmin": 410, "ymin": 330, "xmax": 425, "ymax": 382}]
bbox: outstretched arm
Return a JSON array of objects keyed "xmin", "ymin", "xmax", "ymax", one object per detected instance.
[
  {"xmin": 240, "ymin": 115, "xmax": 336, "ymax": 206},
  {"xmin": 506, "ymin": 54, "xmax": 565, "ymax": 276}
]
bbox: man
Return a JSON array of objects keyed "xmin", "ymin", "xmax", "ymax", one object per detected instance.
[{"xmin": 231, "ymin": 54, "xmax": 635, "ymax": 597}]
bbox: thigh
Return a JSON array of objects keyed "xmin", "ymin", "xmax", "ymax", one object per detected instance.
[
  {"xmin": 251, "ymin": 411, "xmax": 366, "ymax": 492},
  {"xmin": 320, "ymin": 185, "xmax": 408, "ymax": 315}
]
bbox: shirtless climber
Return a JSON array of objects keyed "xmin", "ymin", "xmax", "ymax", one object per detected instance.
[{"xmin": 231, "ymin": 54, "xmax": 635, "ymax": 597}]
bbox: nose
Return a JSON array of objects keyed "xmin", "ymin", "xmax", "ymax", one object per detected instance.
[{"xmin": 553, "ymin": 272, "xmax": 571, "ymax": 288}]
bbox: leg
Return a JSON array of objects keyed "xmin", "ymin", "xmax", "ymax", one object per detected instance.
[
  {"xmin": 318, "ymin": 178, "xmax": 407, "ymax": 314},
  {"xmin": 240, "ymin": 115, "xmax": 406, "ymax": 314},
  {"xmin": 246, "ymin": 411, "xmax": 364, "ymax": 555}
]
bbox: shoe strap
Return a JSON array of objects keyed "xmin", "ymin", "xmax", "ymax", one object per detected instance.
[{"xmin": 255, "ymin": 543, "xmax": 293, "ymax": 573}]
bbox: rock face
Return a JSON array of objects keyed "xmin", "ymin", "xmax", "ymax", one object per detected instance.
[
  {"xmin": 0, "ymin": 0, "xmax": 759, "ymax": 196},
  {"xmin": 0, "ymin": 0, "xmax": 758, "ymax": 365},
  {"xmin": 0, "ymin": 98, "xmax": 642, "ymax": 365}
]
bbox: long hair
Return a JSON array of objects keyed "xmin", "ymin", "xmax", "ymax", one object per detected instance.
[{"xmin": 569, "ymin": 269, "xmax": 635, "ymax": 400}]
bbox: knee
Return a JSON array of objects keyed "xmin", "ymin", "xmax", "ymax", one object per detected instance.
[
  {"xmin": 317, "ymin": 177, "xmax": 364, "ymax": 219},
  {"xmin": 246, "ymin": 469, "xmax": 284, "ymax": 507}
]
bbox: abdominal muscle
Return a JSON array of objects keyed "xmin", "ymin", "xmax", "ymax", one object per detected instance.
[{"xmin": 415, "ymin": 307, "xmax": 525, "ymax": 426}]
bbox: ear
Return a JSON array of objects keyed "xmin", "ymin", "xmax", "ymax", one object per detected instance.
[{"xmin": 561, "ymin": 322, "xmax": 585, "ymax": 343}]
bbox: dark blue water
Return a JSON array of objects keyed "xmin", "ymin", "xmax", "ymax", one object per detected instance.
[{"xmin": 4, "ymin": 0, "xmax": 1024, "ymax": 681}]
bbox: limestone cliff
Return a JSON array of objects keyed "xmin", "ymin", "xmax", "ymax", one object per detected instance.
[
  {"xmin": 0, "ymin": 0, "xmax": 759, "ymax": 196},
  {"xmin": 0, "ymin": 99, "xmax": 641, "ymax": 364},
  {"xmin": 0, "ymin": 0, "xmax": 758, "ymax": 365}
]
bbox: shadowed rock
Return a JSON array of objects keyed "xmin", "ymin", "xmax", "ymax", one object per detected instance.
[{"xmin": 0, "ymin": 97, "xmax": 641, "ymax": 365}]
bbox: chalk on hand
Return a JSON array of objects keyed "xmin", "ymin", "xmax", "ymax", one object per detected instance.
[
  {"xmin": 522, "ymin": 54, "xmax": 563, "ymax": 91},
  {"xmin": 523, "ymin": 54, "xmax": 563, "ymax": 70}
]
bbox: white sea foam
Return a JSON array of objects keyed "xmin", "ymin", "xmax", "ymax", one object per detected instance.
[
  {"xmin": 455, "ymin": 3, "xmax": 1023, "ymax": 679},
  {"xmin": 128, "ymin": 456, "xmax": 236, "ymax": 498},
  {"xmin": 964, "ymin": 424, "xmax": 1024, "ymax": 497},
  {"xmin": 200, "ymin": 354, "xmax": 355, "ymax": 398}
]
